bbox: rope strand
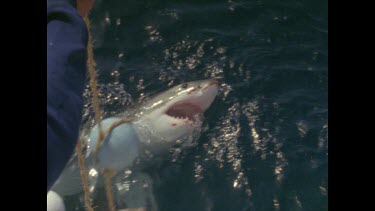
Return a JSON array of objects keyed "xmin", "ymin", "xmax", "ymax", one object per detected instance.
[
  {"xmin": 83, "ymin": 16, "xmax": 106, "ymax": 157},
  {"xmin": 77, "ymin": 14, "xmax": 134, "ymax": 211},
  {"xmin": 103, "ymin": 169, "xmax": 117, "ymax": 211},
  {"xmin": 76, "ymin": 14, "xmax": 117, "ymax": 211},
  {"xmin": 76, "ymin": 139, "xmax": 94, "ymax": 211}
]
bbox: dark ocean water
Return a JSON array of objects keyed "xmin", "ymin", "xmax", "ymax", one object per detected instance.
[{"xmin": 79, "ymin": 0, "xmax": 327, "ymax": 210}]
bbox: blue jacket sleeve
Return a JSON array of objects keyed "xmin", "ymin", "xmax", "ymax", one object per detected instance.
[{"xmin": 47, "ymin": 0, "xmax": 88, "ymax": 192}]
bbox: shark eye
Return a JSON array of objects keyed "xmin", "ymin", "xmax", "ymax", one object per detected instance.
[{"xmin": 181, "ymin": 83, "xmax": 188, "ymax": 89}]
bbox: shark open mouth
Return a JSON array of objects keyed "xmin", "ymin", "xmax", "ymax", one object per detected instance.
[{"xmin": 166, "ymin": 102, "xmax": 203, "ymax": 123}]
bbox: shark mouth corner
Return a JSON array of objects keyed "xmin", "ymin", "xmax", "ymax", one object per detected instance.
[{"xmin": 165, "ymin": 102, "xmax": 203, "ymax": 123}]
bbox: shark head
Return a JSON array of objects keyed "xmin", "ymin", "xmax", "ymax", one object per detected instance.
[{"xmin": 133, "ymin": 79, "xmax": 219, "ymax": 147}]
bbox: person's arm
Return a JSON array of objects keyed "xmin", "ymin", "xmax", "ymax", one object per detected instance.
[{"xmin": 47, "ymin": 0, "xmax": 90, "ymax": 192}]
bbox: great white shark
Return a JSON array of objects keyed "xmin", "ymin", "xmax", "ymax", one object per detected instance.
[{"xmin": 48, "ymin": 79, "xmax": 219, "ymax": 211}]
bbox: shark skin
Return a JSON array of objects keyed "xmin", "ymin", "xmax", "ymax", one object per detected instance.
[{"xmin": 48, "ymin": 79, "xmax": 219, "ymax": 210}]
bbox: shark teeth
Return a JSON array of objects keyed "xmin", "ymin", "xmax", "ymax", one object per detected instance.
[{"xmin": 172, "ymin": 115, "xmax": 194, "ymax": 123}]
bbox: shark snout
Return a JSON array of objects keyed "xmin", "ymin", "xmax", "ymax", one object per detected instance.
[
  {"xmin": 202, "ymin": 79, "xmax": 219, "ymax": 91},
  {"xmin": 194, "ymin": 79, "xmax": 219, "ymax": 111}
]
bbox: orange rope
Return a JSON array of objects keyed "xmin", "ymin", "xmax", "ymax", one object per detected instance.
[
  {"xmin": 76, "ymin": 139, "xmax": 94, "ymax": 211},
  {"xmin": 76, "ymin": 13, "xmax": 134, "ymax": 211}
]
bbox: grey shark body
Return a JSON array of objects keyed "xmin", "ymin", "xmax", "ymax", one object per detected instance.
[{"xmin": 49, "ymin": 79, "xmax": 219, "ymax": 210}]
